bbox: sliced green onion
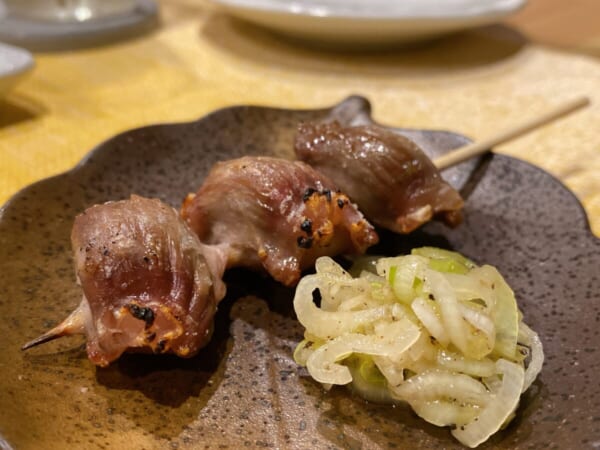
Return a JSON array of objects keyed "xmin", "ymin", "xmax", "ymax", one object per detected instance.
[
  {"xmin": 346, "ymin": 355, "xmax": 395, "ymax": 404},
  {"xmin": 411, "ymin": 296, "xmax": 450, "ymax": 347},
  {"xmin": 292, "ymin": 250, "xmax": 542, "ymax": 448},
  {"xmin": 478, "ymin": 265, "xmax": 519, "ymax": 360},
  {"xmin": 425, "ymin": 270, "xmax": 469, "ymax": 356},
  {"xmin": 412, "ymin": 246, "xmax": 476, "ymax": 274},
  {"xmin": 391, "ymin": 369, "xmax": 490, "ymax": 407},
  {"xmin": 306, "ymin": 323, "xmax": 420, "ymax": 385},
  {"xmin": 436, "ymin": 350, "xmax": 496, "ymax": 377},
  {"xmin": 294, "ymin": 274, "xmax": 392, "ymax": 339},
  {"xmin": 412, "ymin": 400, "xmax": 481, "ymax": 427},
  {"xmin": 452, "ymin": 359, "xmax": 524, "ymax": 448},
  {"xmin": 519, "ymin": 321, "xmax": 544, "ymax": 392},
  {"xmin": 377, "ymin": 255, "xmax": 427, "ymax": 304}
]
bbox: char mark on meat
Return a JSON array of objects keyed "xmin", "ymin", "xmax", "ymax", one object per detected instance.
[
  {"xmin": 181, "ymin": 156, "xmax": 378, "ymax": 286},
  {"xmin": 22, "ymin": 195, "xmax": 228, "ymax": 367}
]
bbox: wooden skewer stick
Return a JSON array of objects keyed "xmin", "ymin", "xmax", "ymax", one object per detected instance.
[{"xmin": 433, "ymin": 96, "xmax": 590, "ymax": 170}]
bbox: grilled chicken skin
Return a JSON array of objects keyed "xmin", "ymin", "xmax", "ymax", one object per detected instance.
[
  {"xmin": 295, "ymin": 121, "xmax": 464, "ymax": 233},
  {"xmin": 23, "ymin": 195, "xmax": 228, "ymax": 367},
  {"xmin": 181, "ymin": 156, "xmax": 379, "ymax": 286}
]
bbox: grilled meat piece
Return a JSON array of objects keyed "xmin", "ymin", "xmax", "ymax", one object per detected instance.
[
  {"xmin": 295, "ymin": 121, "xmax": 464, "ymax": 233},
  {"xmin": 181, "ymin": 156, "xmax": 378, "ymax": 286},
  {"xmin": 23, "ymin": 195, "xmax": 227, "ymax": 367}
]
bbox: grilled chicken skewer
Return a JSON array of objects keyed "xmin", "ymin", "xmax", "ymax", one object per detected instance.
[
  {"xmin": 23, "ymin": 158, "xmax": 379, "ymax": 365},
  {"xmin": 294, "ymin": 98, "xmax": 590, "ymax": 231},
  {"xmin": 22, "ymin": 195, "xmax": 228, "ymax": 366},
  {"xmin": 21, "ymin": 128, "xmax": 465, "ymax": 366},
  {"xmin": 181, "ymin": 156, "xmax": 378, "ymax": 287},
  {"xmin": 295, "ymin": 121, "xmax": 464, "ymax": 234},
  {"xmin": 23, "ymin": 97, "xmax": 589, "ymax": 366}
]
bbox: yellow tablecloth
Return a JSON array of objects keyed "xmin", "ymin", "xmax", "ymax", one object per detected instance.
[{"xmin": 1, "ymin": 0, "xmax": 599, "ymax": 235}]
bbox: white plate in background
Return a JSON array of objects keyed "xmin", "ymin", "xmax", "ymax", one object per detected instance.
[
  {"xmin": 0, "ymin": 42, "xmax": 34, "ymax": 98},
  {"xmin": 0, "ymin": 0, "xmax": 158, "ymax": 51},
  {"xmin": 210, "ymin": 0, "xmax": 527, "ymax": 47}
]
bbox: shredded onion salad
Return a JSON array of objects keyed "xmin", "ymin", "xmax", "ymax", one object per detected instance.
[{"xmin": 293, "ymin": 247, "xmax": 543, "ymax": 448}]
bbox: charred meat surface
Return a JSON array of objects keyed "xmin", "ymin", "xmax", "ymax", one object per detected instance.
[
  {"xmin": 294, "ymin": 121, "xmax": 464, "ymax": 233},
  {"xmin": 181, "ymin": 156, "xmax": 378, "ymax": 286},
  {"xmin": 23, "ymin": 195, "xmax": 228, "ymax": 367}
]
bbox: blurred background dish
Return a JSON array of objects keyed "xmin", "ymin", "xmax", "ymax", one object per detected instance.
[
  {"xmin": 0, "ymin": 0, "xmax": 158, "ymax": 51},
  {"xmin": 0, "ymin": 42, "xmax": 34, "ymax": 98},
  {"xmin": 209, "ymin": 0, "xmax": 527, "ymax": 47},
  {"xmin": 1, "ymin": 0, "xmax": 138, "ymax": 23}
]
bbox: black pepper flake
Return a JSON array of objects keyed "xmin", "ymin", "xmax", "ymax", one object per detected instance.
[
  {"xmin": 322, "ymin": 189, "xmax": 332, "ymax": 201},
  {"xmin": 103, "ymin": 249, "xmax": 109, "ymax": 256},
  {"xmin": 337, "ymin": 198, "xmax": 345, "ymax": 209},
  {"xmin": 127, "ymin": 303, "xmax": 155, "ymax": 327},
  {"xmin": 302, "ymin": 188, "xmax": 317, "ymax": 202},
  {"xmin": 297, "ymin": 236, "xmax": 313, "ymax": 249},
  {"xmin": 143, "ymin": 256, "xmax": 150, "ymax": 264},
  {"xmin": 300, "ymin": 218, "xmax": 313, "ymax": 234}
]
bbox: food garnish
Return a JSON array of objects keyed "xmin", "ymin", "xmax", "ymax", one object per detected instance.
[{"xmin": 293, "ymin": 247, "xmax": 543, "ymax": 448}]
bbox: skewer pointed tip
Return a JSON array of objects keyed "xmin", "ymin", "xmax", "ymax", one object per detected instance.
[
  {"xmin": 21, "ymin": 330, "xmax": 66, "ymax": 351},
  {"xmin": 21, "ymin": 302, "xmax": 87, "ymax": 351}
]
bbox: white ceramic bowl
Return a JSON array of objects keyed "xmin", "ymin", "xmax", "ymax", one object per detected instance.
[
  {"xmin": 0, "ymin": 42, "xmax": 34, "ymax": 97},
  {"xmin": 210, "ymin": 0, "xmax": 527, "ymax": 47}
]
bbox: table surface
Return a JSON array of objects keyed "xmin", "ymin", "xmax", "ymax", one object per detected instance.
[{"xmin": 1, "ymin": 0, "xmax": 599, "ymax": 235}]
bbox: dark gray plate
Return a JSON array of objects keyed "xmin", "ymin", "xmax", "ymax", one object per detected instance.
[{"xmin": 0, "ymin": 97, "xmax": 598, "ymax": 450}]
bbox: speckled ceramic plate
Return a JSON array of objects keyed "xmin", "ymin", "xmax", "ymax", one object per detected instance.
[{"xmin": 0, "ymin": 97, "xmax": 598, "ymax": 450}]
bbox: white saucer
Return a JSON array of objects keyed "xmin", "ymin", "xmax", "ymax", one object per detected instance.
[
  {"xmin": 210, "ymin": 0, "xmax": 527, "ymax": 47},
  {"xmin": 0, "ymin": 0, "xmax": 158, "ymax": 51},
  {"xmin": 0, "ymin": 42, "xmax": 34, "ymax": 98}
]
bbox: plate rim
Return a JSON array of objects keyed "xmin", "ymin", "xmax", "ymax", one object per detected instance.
[
  {"xmin": 209, "ymin": 0, "xmax": 527, "ymax": 21},
  {"xmin": 0, "ymin": 42, "xmax": 34, "ymax": 81}
]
